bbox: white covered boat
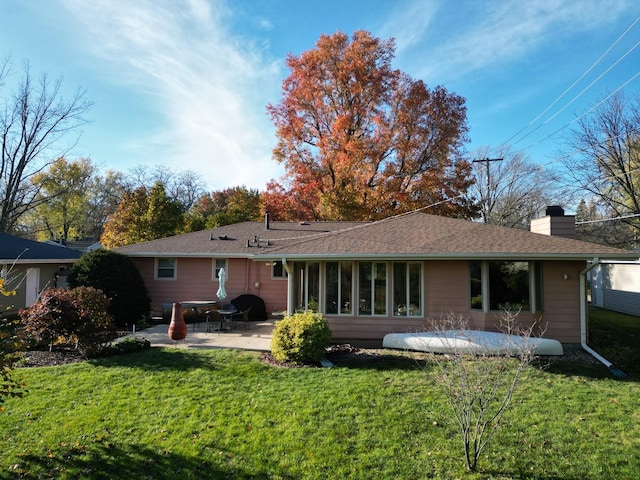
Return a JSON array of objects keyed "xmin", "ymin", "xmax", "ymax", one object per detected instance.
[{"xmin": 382, "ymin": 330, "xmax": 564, "ymax": 356}]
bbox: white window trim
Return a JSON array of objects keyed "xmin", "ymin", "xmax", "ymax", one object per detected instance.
[
  {"xmin": 393, "ymin": 261, "xmax": 424, "ymax": 317},
  {"xmin": 155, "ymin": 257, "xmax": 177, "ymax": 280},
  {"xmin": 358, "ymin": 261, "xmax": 388, "ymax": 316},
  {"xmin": 271, "ymin": 260, "xmax": 288, "ymax": 280},
  {"xmin": 324, "ymin": 261, "xmax": 354, "ymax": 316},
  {"xmin": 213, "ymin": 258, "xmax": 228, "ymax": 281}
]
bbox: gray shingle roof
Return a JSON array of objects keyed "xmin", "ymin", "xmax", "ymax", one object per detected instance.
[
  {"xmin": 115, "ymin": 221, "xmax": 365, "ymax": 257},
  {"xmin": 116, "ymin": 212, "xmax": 637, "ymax": 261},
  {"xmin": 0, "ymin": 234, "xmax": 83, "ymax": 262}
]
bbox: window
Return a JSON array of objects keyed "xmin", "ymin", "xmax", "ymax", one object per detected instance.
[
  {"xmin": 271, "ymin": 261, "xmax": 287, "ymax": 279},
  {"xmin": 489, "ymin": 261, "xmax": 529, "ymax": 310},
  {"xmin": 469, "ymin": 261, "xmax": 543, "ymax": 312},
  {"xmin": 358, "ymin": 262, "xmax": 387, "ymax": 315},
  {"xmin": 469, "ymin": 260, "xmax": 483, "ymax": 309},
  {"xmin": 156, "ymin": 258, "xmax": 176, "ymax": 279},
  {"xmin": 393, "ymin": 262, "xmax": 422, "ymax": 316},
  {"xmin": 213, "ymin": 259, "xmax": 228, "ymax": 280},
  {"xmin": 325, "ymin": 262, "xmax": 353, "ymax": 315},
  {"xmin": 293, "ymin": 262, "xmax": 320, "ymax": 312}
]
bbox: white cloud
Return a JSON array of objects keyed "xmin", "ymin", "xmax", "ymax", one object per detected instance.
[
  {"xmin": 62, "ymin": 0, "xmax": 284, "ymax": 190},
  {"xmin": 378, "ymin": 0, "xmax": 440, "ymax": 54},
  {"xmin": 394, "ymin": 0, "xmax": 636, "ymax": 82}
]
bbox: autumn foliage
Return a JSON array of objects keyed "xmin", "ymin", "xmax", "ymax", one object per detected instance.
[
  {"xmin": 100, "ymin": 182, "xmax": 184, "ymax": 248},
  {"xmin": 19, "ymin": 287, "xmax": 115, "ymax": 357},
  {"xmin": 265, "ymin": 30, "xmax": 476, "ymax": 221}
]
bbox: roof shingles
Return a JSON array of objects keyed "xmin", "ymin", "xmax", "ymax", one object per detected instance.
[{"xmin": 116, "ymin": 213, "xmax": 637, "ymax": 260}]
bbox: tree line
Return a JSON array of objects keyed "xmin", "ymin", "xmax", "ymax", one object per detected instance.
[{"xmin": 2, "ymin": 32, "xmax": 638, "ymax": 249}]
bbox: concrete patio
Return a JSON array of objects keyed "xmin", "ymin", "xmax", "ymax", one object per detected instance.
[{"xmin": 122, "ymin": 321, "xmax": 275, "ymax": 351}]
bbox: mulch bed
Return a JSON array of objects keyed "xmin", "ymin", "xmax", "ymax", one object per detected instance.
[
  {"xmin": 16, "ymin": 343, "xmax": 600, "ymax": 370},
  {"xmin": 19, "ymin": 348, "xmax": 85, "ymax": 368}
]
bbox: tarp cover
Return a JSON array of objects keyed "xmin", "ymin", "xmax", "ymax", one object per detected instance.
[{"xmin": 230, "ymin": 294, "xmax": 268, "ymax": 321}]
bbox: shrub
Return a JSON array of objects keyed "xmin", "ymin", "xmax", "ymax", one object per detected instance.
[
  {"xmin": 68, "ymin": 249, "xmax": 150, "ymax": 327},
  {"xmin": 19, "ymin": 287, "xmax": 115, "ymax": 358},
  {"xmin": 2, "ymin": 279, "xmax": 26, "ymax": 410},
  {"xmin": 108, "ymin": 337, "xmax": 151, "ymax": 355},
  {"xmin": 270, "ymin": 311, "xmax": 331, "ymax": 365}
]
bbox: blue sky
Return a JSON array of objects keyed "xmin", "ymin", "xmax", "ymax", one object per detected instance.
[{"xmin": 2, "ymin": 0, "xmax": 639, "ymax": 191}]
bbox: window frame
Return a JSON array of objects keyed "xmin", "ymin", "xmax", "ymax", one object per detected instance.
[
  {"xmin": 392, "ymin": 261, "xmax": 423, "ymax": 317},
  {"xmin": 271, "ymin": 260, "xmax": 288, "ymax": 280},
  {"xmin": 469, "ymin": 260, "xmax": 543, "ymax": 313},
  {"xmin": 325, "ymin": 261, "xmax": 354, "ymax": 315},
  {"xmin": 155, "ymin": 257, "xmax": 177, "ymax": 280},
  {"xmin": 213, "ymin": 258, "xmax": 228, "ymax": 281},
  {"xmin": 358, "ymin": 261, "xmax": 387, "ymax": 316},
  {"xmin": 293, "ymin": 261, "xmax": 321, "ymax": 312}
]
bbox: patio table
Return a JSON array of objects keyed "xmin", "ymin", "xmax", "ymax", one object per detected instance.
[{"xmin": 182, "ymin": 301, "xmax": 218, "ymax": 330}]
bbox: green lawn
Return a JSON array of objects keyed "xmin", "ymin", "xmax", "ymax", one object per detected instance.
[
  {"xmin": 1, "ymin": 309, "xmax": 639, "ymax": 479},
  {"xmin": 1, "ymin": 349, "xmax": 638, "ymax": 479},
  {"xmin": 588, "ymin": 307, "xmax": 640, "ymax": 377}
]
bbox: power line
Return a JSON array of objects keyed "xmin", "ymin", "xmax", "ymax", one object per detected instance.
[
  {"xmin": 576, "ymin": 213, "xmax": 640, "ymax": 225},
  {"xmin": 541, "ymin": 39, "xmax": 640, "ymax": 123},
  {"xmin": 519, "ymin": 70, "xmax": 640, "ymax": 153},
  {"xmin": 494, "ymin": 15, "xmax": 640, "ymax": 154}
]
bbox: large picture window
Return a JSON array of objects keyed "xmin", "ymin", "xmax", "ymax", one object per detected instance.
[
  {"xmin": 393, "ymin": 262, "xmax": 422, "ymax": 316},
  {"xmin": 358, "ymin": 262, "xmax": 387, "ymax": 315},
  {"xmin": 325, "ymin": 262, "xmax": 353, "ymax": 315},
  {"xmin": 469, "ymin": 261, "xmax": 542, "ymax": 312}
]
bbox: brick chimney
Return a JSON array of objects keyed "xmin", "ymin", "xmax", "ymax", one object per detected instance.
[{"xmin": 530, "ymin": 206, "xmax": 576, "ymax": 239}]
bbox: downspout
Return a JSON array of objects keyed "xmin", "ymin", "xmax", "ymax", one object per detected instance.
[{"xmin": 580, "ymin": 258, "xmax": 626, "ymax": 378}]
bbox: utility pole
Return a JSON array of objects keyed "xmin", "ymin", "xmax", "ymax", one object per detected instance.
[{"xmin": 472, "ymin": 157, "xmax": 503, "ymax": 223}]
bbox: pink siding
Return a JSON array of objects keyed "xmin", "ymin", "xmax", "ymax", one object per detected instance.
[
  {"xmin": 329, "ymin": 260, "xmax": 585, "ymax": 345},
  {"xmin": 539, "ymin": 261, "xmax": 583, "ymax": 343},
  {"xmin": 133, "ymin": 257, "xmax": 585, "ymax": 345},
  {"xmin": 134, "ymin": 257, "xmax": 288, "ymax": 317}
]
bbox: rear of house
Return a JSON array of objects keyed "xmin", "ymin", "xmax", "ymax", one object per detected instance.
[{"xmin": 117, "ymin": 211, "xmax": 638, "ymax": 346}]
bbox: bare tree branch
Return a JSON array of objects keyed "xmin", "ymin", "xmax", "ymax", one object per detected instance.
[{"xmin": 0, "ymin": 60, "xmax": 92, "ymax": 232}]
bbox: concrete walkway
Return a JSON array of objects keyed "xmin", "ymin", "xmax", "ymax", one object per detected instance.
[{"xmin": 122, "ymin": 321, "xmax": 275, "ymax": 351}]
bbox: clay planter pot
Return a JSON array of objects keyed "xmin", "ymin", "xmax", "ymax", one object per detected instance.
[{"xmin": 168, "ymin": 302, "xmax": 187, "ymax": 341}]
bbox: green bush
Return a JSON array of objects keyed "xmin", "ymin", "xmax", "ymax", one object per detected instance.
[
  {"xmin": 68, "ymin": 249, "xmax": 150, "ymax": 327},
  {"xmin": 19, "ymin": 287, "xmax": 115, "ymax": 358},
  {"xmin": 108, "ymin": 337, "xmax": 151, "ymax": 355},
  {"xmin": 270, "ymin": 311, "xmax": 331, "ymax": 365}
]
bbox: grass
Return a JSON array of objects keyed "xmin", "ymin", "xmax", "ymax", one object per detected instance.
[
  {"xmin": 588, "ymin": 307, "xmax": 640, "ymax": 376},
  {"xmin": 0, "ymin": 309, "xmax": 639, "ymax": 479}
]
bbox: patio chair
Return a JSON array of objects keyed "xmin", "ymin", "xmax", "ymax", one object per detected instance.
[
  {"xmin": 232, "ymin": 307, "xmax": 252, "ymax": 331},
  {"xmin": 220, "ymin": 304, "xmax": 237, "ymax": 330},
  {"xmin": 205, "ymin": 310, "xmax": 223, "ymax": 333}
]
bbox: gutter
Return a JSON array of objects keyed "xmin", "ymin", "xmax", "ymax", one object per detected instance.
[{"xmin": 579, "ymin": 258, "xmax": 626, "ymax": 378}]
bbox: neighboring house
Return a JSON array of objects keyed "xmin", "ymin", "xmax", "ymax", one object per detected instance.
[
  {"xmin": 1, "ymin": 233, "xmax": 83, "ymax": 312},
  {"xmin": 590, "ymin": 260, "xmax": 640, "ymax": 316},
  {"xmin": 45, "ymin": 239, "xmax": 103, "ymax": 252},
  {"xmin": 116, "ymin": 210, "xmax": 638, "ymax": 345}
]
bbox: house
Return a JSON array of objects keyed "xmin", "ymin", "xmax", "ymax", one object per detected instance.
[
  {"xmin": 116, "ymin": 210, "xmax": 638, "ymax": 346},
  {"xmin": 590, "ymin": 259, "xmax": 640, "ymax": 316},
  {"xmin": 1, "ymin": 233, "xmax": 83, "ymax": 312}
]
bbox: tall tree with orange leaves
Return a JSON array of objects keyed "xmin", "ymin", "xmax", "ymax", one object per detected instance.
[{"xmin": 265, "ymin": 30, "xmax": 476, "ymax": 221}]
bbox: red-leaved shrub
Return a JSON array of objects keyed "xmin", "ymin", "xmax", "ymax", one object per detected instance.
[{"xmin": 19, "ymin": 287, "xmax": 115, "ymax": 357}]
